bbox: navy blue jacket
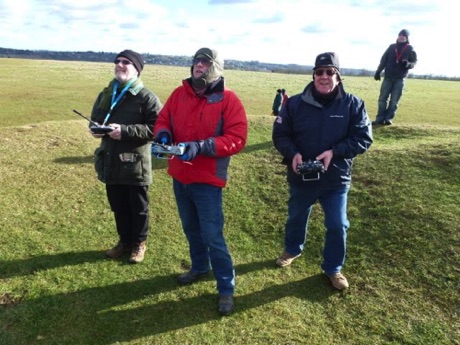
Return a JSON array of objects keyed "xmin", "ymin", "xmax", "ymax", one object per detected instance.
[
  {"xmin": 377, "ymin": 41, "xmax": 417, "ymax": 79},
  {"xmin": 272, "ymin": 82, "xmax": 373, "ymax": 186}
]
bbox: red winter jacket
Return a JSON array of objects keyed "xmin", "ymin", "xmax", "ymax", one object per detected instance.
[{"xmin": 154, "ymin": 77, "xmax": 248, "ymax": 187}]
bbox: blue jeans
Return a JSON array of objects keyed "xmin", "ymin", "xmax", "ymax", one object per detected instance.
[
  {"xmin": 173, "ymin": 179, "xmax": 235, "ymax": 295},
  {"xmin": 376, "ymin": 77, "xmax": 405, "ymax": 122},
  {"xmin": 284, "ymin": 183, "xmax": 350, "ymax": 275}
]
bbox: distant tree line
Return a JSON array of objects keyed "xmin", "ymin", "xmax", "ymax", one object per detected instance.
[{"xmin": 0, "ymin": 47, "xmax": 457, "ymax": 81}]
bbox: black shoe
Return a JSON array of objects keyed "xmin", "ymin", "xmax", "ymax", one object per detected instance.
[
  {"xmin": 383, "ymin": 120, "xmax": 393, "ymax": 125},
  {"xmin": 218, "ymin": 294, "xmax": 234, "ymax": 316},
  {"xmin": 177, "ymin": 270, "xmax": 209, "ymax": 285},
  {"xmin": 372, "ymin": 120, "xmax": 383, "ymax": 126}
]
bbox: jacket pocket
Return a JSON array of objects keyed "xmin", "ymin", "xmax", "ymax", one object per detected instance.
[
  {"xmin": 118, "ymin": 153, "xmax": 144, "ymax": 182},
  {"xmin": 94, "ymin": 147, "xmax": 105, "ymax": 182}
]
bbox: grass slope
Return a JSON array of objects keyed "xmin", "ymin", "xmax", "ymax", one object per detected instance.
[{"xmin": 0, "ymin": 59, "xmax": 459, "ymax": 345}]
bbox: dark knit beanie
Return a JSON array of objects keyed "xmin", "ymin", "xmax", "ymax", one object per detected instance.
[
  {"xmin": 399, "ymin": 29, "xmax": 410, "ymax": 37},
  {"xmin": 313, "ymin": 52, "xmax": 340, "ymax": 72},
  {"xmin": 115, "ymin": 49, "xmax": 144, "ymax": 75}
]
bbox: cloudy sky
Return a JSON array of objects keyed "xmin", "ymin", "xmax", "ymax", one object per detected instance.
[{"xmin": 0, "ymin": 0, "xmax": 457, "ymax": 77}]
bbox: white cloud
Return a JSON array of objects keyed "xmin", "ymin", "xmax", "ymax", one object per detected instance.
[{"xmin": 0, "ymin": 0, "xmax": 458, "ymax": 76}]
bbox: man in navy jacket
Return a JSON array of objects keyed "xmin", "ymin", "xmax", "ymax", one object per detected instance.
[
  {"xmin": 272, "ymin": 52, "xmax": 373, "ymax": 290},
  {"xmin": 373, "ymin": 29, "xmax": 417, "ymax": 125}
]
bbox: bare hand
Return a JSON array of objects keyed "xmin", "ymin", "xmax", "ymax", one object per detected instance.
[
  {"xmin": 107, "ymin": 124, "xmax": 121, "ymax": 140},
  {"xmin": 291, "ymin": 153, "xmax": 303, "ymax": 173},
  {"xmin": 316, "ymin": 149, "xmax": 333, "ymax": 170}
]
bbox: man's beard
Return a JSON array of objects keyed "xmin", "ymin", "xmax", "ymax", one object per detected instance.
[{"xmin": 115, "ymin": 71, "xmax": 130, "ymax": 82}]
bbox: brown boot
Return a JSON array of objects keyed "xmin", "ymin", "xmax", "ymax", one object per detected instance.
[
  {"xmin": 129, "ymin": 241, "xmax": 147, "ymax": 264},
  {"xmin": 106, "ymin": 241, "xmax": 131, "ymax": 259}
]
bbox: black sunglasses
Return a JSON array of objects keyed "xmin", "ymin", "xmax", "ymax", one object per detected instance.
[
  {"xmin": 314, "ymin": 69, "xmax": 336, "ymax": 77},
  {"xmin": 193, "ymin": 57, "xmax": 212, "ymax": 65},
  {"xmin": 114, "ymin": 59, "xmax": 132, "ymax": 65}
]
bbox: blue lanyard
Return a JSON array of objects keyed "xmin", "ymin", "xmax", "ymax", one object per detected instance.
[{"xmin": 102, "ymin": 78, "xmax": 137, "ymax": 125}]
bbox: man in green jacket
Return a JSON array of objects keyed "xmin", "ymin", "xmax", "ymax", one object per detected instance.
[
  {"xmin": 272, "ymin": 88, "xmax": 282, "ymax": 116},
  {"xmin": 90, "ymin": 49, "xmax": 162, "ymax": 263}
]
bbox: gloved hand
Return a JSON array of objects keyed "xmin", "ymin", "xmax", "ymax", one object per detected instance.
[
  {"xmin": 155, "ymin": 131, "xmax": 171, "ymax": 145},
  {"xmin": 179, "ymin": 141, "xmax": 201, "ymax": 161},
  {"xmin": 402, "ymin": 60, "xmax": 410, "ymax": 68},
  {"xmin": 374, "ymin": 72, "xmax": 381, "ymax": 81}
]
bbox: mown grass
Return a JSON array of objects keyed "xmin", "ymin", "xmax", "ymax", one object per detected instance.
[
  {"xmin": 0, "ymin": 59, "xmax": 459, "ymax": 345},
  {"xmin": 1, "ymin": 58, "xmax": 460, "ymax": 127}
]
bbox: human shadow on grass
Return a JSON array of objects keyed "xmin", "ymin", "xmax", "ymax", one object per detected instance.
[
  {"xmin": 151, "ymin": 157, "xmax": 169, "ymax": 170},
  {"xmin": 96, "ymin": 275, "xmax": 334, "ymax": 344},
  {"xmin": 54, "ymin": 156, "xmax": 94, "ymax": 164},
  {"xmin": 240, "ymin": 141, "xmax": 274, "ymax": 154},
  {"xmin": 53, "ymin": 155, "xmax": 172, "ymax": 173},
  {"xmin": 3, "ymin": 259, "xmax": 337, "ymax": 344},
  {"xmin": 52, "ymin": 141, "xmax": 276, "ymax": 170},
  {"xmin": 54, "ymin": 154, "xmax": 169, "ymax": 171},
  {"xmin": 0, "ymin": 250, "xmax": 103, "ymax": 279}
]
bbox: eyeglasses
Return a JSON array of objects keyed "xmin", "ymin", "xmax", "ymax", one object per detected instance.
[
  {"xmin": 314, "ymin": 69, "xmax": 336, "ymax": 77},
  {"xmin": 193, "ymin": 57, "xmax": 212, "ymax": 66},
  {"xmin": 114, "ymin": 59, "xmax": 132, "ymax": 65}
]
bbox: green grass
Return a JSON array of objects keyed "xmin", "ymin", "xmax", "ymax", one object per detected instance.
[{"xmin": 0, "ymin": 59, "xmax": 459, "ymax": 345}]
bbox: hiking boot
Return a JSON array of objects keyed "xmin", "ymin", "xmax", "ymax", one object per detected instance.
[
  {"xmin": 276, "ymin": 251, "xmax": 301, "ymax": 267},
  {"xmin": 328, "ymin": 272, "xmax": 349, "ymax": 290},
  {"xmin": 177, "ymin": 270, "xmax": 209, "ymax": 285},
  {"xmin": 218, "ymin": 294, "xmax": 234, "ymax": 316},
  {"xmin": 129, "ymin": 241, "xmax": 146, "ymax": 263},
  {"xmin": 106, "ymin": 241, "xmax": 131, "ymax": 259}
]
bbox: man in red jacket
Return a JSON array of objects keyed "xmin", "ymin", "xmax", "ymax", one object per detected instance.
[
  {"xmin": 154, "ymin": 47, "xmax": 248, "ymax": 316},
  {"xmin": 281, "ymin": 89, "xmax": 289, "ymax": 107}
]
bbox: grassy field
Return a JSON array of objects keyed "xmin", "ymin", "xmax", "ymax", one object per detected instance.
[{"xmin": 0, "ymin": 58, "xmax": 459, "ymax": 345}]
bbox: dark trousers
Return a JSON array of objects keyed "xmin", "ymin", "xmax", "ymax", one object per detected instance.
[{"xmin": 106, "ymin": 184, "xmax": 149, "ymax": 245}]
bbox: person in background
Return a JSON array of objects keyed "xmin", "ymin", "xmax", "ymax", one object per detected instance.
[
  {"xmin": 281, "ymin": 88, "xmax": 289, "ymax": 107},
  {"xmin": 272, "ymin": 52, "xmax": 373, "ymax": 290},
  {"xmin": 153, "ymin": 47, "xmax": 248, "ymax": 315},
  {"xmin": 272, "ymin": 88, "xmax": 283, "ymax": 116},
  {"xmin": 373, "ymin": 29, "xmax": 417, "ymax": 126},
  {"xmin": 90, "ymin": 49, "xmax": 162, "ymax": 263}
]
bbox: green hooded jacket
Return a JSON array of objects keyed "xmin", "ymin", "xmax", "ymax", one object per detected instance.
[{"xmin": 91, "ymin": 78, "xmax": 162, "ymax": 185}]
